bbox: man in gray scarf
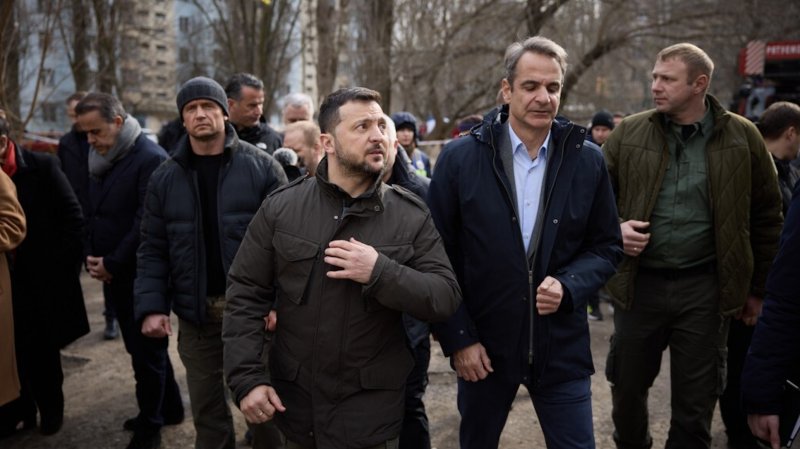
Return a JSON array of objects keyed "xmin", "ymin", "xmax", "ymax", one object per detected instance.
[{"xmin": 76, "ymin": 93, "xmax": 183, "ymax": 449}]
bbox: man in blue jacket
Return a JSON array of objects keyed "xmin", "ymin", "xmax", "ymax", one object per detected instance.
[
  {"xmin": 742, "ymin": 181, "xmax": 800, "ymax": 449},
  {"xmin": 76, "ymin": 93, "xmax": 184, "ymax": 449},
  {"xmin": 427, "ymin": 36, "xmax": 622, "ymax": 449}
]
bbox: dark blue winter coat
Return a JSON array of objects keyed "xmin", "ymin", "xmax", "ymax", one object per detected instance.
[
  {"xmin": 742, "ymin": 180, "xmax": 800, "ymax": 415},
  {"xmin": 85, "ymin": 134, "xmax": 168, "ymax": 277},
  {"xmin": 428, "ymin": 105, "xmax": 622, "ymax": 387}
]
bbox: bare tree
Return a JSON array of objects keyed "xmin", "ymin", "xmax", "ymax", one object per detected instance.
[
  {"xmin": 63, "ymin": 0, "xmax": 92, "ymax": 91},
  {"xmin": 316, "ymin": 0, "xmax": 349, "ymax": 107},
  {"xmin": 90, "ymin": 0, "xmax": 126, "ymax": 95},
  {"xmin": 192, "ymin": 0, "xmax": 301, "ymax": 117},
  {"xmin": 391, "ymin": 0, "xmax": 516, "ymax": 139},
  {"xmin": 351, "ymin": 0, "xmax": 394, "ymax": 105},
  {"xmin": 0, "ymin": 0, "xmax": 21, "ymax": 133}
]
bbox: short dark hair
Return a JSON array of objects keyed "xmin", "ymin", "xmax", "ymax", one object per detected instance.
[
  {"xmin": 224, "ymin": 73, "xmax": 264, "ymax": 100},
  {"xmin": 318, "ymin": 87, "xmax": 382, "ymax": 134},
  {"xmin": 0, "ymin": 117, "xmax": 9, "ymax": 137},
  {"xmin": 757, "ymin": 101, "xmax": 800, "ymax": 140},
  {"xmin": 65, "ymin": 91, "xmax": 88, "ymax": 105},
  {"xmin": 74, "ymin": 92, "xmax": 126, "ymax": 122}
]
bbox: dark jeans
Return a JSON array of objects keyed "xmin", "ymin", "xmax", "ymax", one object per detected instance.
[
  {"xmin": 400, "ymin": 338, "xmax": 431, "ymax": 449},
  {"xmin": 606, "ymin": 269, "xmax": 728, "ymax": 449},
  {"xmin": 719, "ymin": 319, "xmax": 759, "ymax": 448},
  {"xmin": 458, "ymin": 373, "xmax": 594, "ymax": 449},
  {"xmin": 107, "ymin": 274, "xmax": 183, "ymax": 431}
]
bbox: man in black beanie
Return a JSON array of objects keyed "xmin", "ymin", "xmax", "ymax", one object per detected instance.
[
  {"xmin": 589, "ymin": 110, "xmax": 615, "ymax": 146},
  {"xmin": 135, "ymin": 76, "xmax": 287, "ymax": 449}
]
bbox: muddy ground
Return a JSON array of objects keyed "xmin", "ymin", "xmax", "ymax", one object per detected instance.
[{"xmin": 5, "ymin": 274, "xmax": 732, "ymax": 448}]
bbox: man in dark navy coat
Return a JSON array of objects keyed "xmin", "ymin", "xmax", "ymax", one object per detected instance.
[
  {"xmin": 76, "ymin": 93, "xmax": 183, "ymax": 449},
  {"xmin": 58, "ymin": 91, "xmax": 120, "ymax": 340},
  {"xmin": 427, "ymin": 36, "xmax": 622, "ymax": 449}
]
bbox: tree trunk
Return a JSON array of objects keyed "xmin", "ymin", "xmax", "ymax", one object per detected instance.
[
  {"xmin": 355, "ymin": 1, "xmax": 393, "ymax": 106},
  {"xmin": 70, "ymin": 0, "xmax": 91, "ymax": 91},
  {"xmin": 0, "ymin": 0, "xmax": 22, "ymax": 136},
  {"xmin": 316, "ymin": 0, "xmax": 344, "ymax": 106}
]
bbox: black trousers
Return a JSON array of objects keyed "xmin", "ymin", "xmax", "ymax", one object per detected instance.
[
  {"xmin": 719, "ymin": 319, "xmax": 758, "ymax": 448},
  {"xmin": 105, "ymin": 273, "xmax": 183, "ymax": 431},
  {"xmin": 399, "ymin": 337, "xmax": 431, "ymax": 449},
  {"xmin": 0, "ymin": 331, "xmax": 63, "ymax": 436}
]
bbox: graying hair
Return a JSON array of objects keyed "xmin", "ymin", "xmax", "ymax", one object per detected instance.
[
  {"xmin": 282, "ymin": 92, "xmax": 315, "ymax": 116},
  {"xmin": 504, "ymin": 36, "xmax": 568, "ymax": 86}
]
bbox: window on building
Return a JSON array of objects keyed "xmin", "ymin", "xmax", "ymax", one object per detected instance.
[
  {"xmin": 40, "ymin": 68, "xmax": 55, "ymax": 86},
  {"xmin": 41, "ymin": 102, "xmax": 58, "ymax": 122},
  {"xmin": 179, "ymin": 16, "xmax": 189, "ymax": 33},
  {"xmin": 179, "ymin": 47, "xmax": 189, "ymax": 63},
  {"xmin": 38, "ymin": 31, "xmax": 49, "ymax": 51},
  {"xmin": 156, "ymin": 44, "xmax": 167, "ymax": 52},
  {"xmin": 155, "ymin": 12, "xmax": 166, "ymax": 21}
]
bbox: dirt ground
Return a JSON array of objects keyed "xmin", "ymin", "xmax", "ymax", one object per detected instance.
[{"xmin": 5, "ymin": 274, "xmax": 732, "ymax": 449}]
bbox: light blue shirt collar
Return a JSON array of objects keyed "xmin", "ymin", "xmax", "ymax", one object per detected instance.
[
  {"xmin": 508, "ymin": 124, "xmax": 550, "ymax": 253},
  {"xmin": 509, "ymin": 125, "xmax": 549, "ymax": 162}
]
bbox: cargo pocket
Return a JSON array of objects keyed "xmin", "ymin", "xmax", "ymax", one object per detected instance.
[{"xmin": 273, "ymin": 232, "xmax": 319, "ymax": 305}]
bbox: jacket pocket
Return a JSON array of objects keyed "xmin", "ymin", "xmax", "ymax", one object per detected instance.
[
  {"xmin": 359, "ymin": 348, "xmax": 414, "ymax": 390},
  {"xmin": 273, "ymin": 232, "xmax": 319, "ymax": 305},
  {"xmin": 364, "ymin": 243, "xmax": 415, "ymax": 312},
  {"xmin": 374, "ymin": 243, "xmax": 414, "ymax": 266},
  {"xmin": 270, "ymin": 349, "xmax": 301, "ymax": 382}
]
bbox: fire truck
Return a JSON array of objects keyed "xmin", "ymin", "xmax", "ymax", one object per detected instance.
[{"xmin": 735, "ymin": 40, "xmax": 800, "ymax": 119}]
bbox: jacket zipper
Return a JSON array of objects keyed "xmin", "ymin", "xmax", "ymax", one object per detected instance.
[
  {"xmin": 487, "ymin": 125, "xmax": 535, "ymax": 368},
  {"xmin": 488, "ymin": 122, "xmax": 572, "ymax": 373}
]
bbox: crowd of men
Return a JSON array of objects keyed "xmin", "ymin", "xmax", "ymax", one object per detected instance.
[{"xmin": 0, "ymin": 34, "xmax": 799, "ymax": 449}]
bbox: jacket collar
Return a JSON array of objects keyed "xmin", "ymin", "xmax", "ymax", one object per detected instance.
[
  {"xmin": 172, "ymin": 121, "xmax": 239, "ymax": 166},
  {"xmin": 649, "ymin": 94, "xmax": 730, "ymax": 134},
  {"xmin": 315, "ymin": 156, "xmax": 386, "ymax": 216}
]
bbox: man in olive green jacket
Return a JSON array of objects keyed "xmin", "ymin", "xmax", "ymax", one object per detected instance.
[
  {"xmin": 222, "ymin": 87, "xmax": 461, "ymax": 449},
  {"xmin": 602, "ymin": 43, "xmax": 783, "ymax": 449}
]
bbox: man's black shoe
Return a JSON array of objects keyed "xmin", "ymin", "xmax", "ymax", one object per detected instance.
[
  {"xmin": 126, "ymin": 429, "xmax": 161, "ymax": 449},
  {"xmin": 103, "ymin": 317, "xmax": 119, "ymax": 340},
  {"xmin": 123, "ymin": 414, "xmax": 184, "ymax": 432},
  {"xmin": 39, "ymin": 410, "xmax": 63, "ymax": 435}
]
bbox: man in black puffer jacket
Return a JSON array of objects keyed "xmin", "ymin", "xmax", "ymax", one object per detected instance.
[{"xmin": 134, "ymin": 77, "xmax": 287, "ymax": 449}]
